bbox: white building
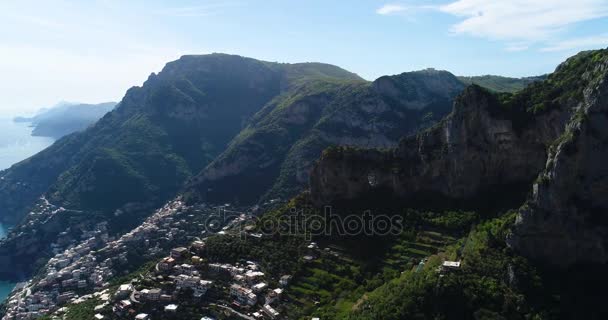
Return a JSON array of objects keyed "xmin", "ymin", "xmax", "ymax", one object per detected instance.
[{"xmin": 165, "ymin": 304, "xmax": 179, "ymax": 312}]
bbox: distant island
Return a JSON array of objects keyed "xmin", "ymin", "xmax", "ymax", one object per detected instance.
[{"xmin": 14, "ymin": 101, "xmax": 117, "ymax": 139}]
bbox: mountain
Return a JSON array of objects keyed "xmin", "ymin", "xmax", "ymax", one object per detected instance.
[
  {"xmin": 310, "ymin": 51, "xmax": 604, "ymax": 216},
  {"xmin": 2, "ymin": 49, "xmax": 608, "ymax": 320},
  {"xmin": 458, "ymin": 74, "xmax": 547, "ymax": 93},
  {"xmin": 14, "ymin": 102, "xmax": 117, "ymax": 139},
  {"xmin": 0, "ymin": 54, "xmax": 362, "ymax": 223},
  {"xmin": 318, "ymin": 49, "xmax": 608, "ymax": 319},
  {"xmin": 0, "ymin": 54, "xmax": 365, "ymax": 277},
  {"xmin": 202, "ymin": 48, "xmax": 608, "ymax": 319},
  {"xmin": 0, "ymin": 54, "xmax": 464, "ymax": 280},
  {"xmin": 187, "ymin": 68, "xmax": 465, "ymax": 204},
  {"xmin": 302, "ymin": 49, "xmax": 608, "ymax": 317}
]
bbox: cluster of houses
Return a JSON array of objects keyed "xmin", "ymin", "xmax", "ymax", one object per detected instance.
[
  {"xmin": 2, "ymin": 199, "xmax": 190, "ymax": 320},
  {"xmin": 2, "ymin": 222, "xmax": 111, "ymax": 320},
  {"xmin": 212, "ymin": 260, "xmax": 291, "ymax": 319},
  {"xmin": 3, "ymin": 200, "xmax": 291, "ymax": 320},
  {"xmin": 103, "ymin": 235, "xmax": 293, "ymax": 320},
  {"xmin": 102, "ymin": 244, "xmax": 215, "ymax": 319}
]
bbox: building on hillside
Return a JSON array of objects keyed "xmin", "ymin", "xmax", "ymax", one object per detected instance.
[
  {"xmin": 171, "ymin": 247, "xmax": 189, "ymax": 259},
  {"xmin": 279, "ymin": 275, "xmax": 292, "ymax": 287},
  {"xmin": 262, "ymin": 304, "xmax": 279, "ymax": 319},
  {"xmin": 265, "ymin": 288, "xmax": 283, "ymax": 305},
  {"xmin": 252, "ymin": 282, "xmax": 267, "ymax": 293},
  {"xmin": 175, "ymin": 263, "xmax": 196, "ymax": 275},
  {"xmin": 245, "ymin": 271, "xmax": 264, "ymax": 284},
  {"xmin": 230, "ymin": 284, "xmax": 257, "ymax": 306},
  {"xmin": 113, "ymin": 300, "xmax": 132, "ymax": 316},
  {"xmin": 56, "ymin": 292, "xmax": 75, "ymax": 304},
  {"xmin": 191, "ymin": 241, "xmax": 206, "ymax": 254},
  {"xmin": 441, "ymin": 260, "xmax": 461, "ymax": 272},
  {"xmin": 164, "ymin": 304, "xmax": 179, "ymax": 312},
  {"xmin": 159, "ymin": 257, "xmax": 176, "ymax": 271},
  {"xmin": 115, "ymin": 284, "xmax": 133, "ymax": 298},
  {"xmin": 139, "ymin": 288, "xmax": 161, "ymax": 301}
]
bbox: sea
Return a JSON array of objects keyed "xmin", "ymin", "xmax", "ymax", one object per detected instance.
[
  {"xmin": 0, "ymin": 117, "xmax": 55, "ymax": 302},
  {"xmin": 0, "ymin": 117, "xmax": 54, "ymax": 171},
  {"xmin": 0, "ymin": 223, "xmax": 15, "ymax": 302}
]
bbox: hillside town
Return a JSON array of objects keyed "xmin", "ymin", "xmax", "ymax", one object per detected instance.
[
  {"xmin": 1, "ymin": 198, "xmax": 219, "ymax": 320},
  {"xmin": 96, "ymin": 241, "xmax": 293, "ymax": 320},
  {"xmin": 71, "ymin": 231, "xmax": 296, "ymax": 320},
  {"xmin": 1, "ymin": 196, "xmax": 290, "ymax": 320}
]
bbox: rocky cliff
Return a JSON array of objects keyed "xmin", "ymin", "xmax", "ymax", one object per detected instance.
[
  {"xmin": 310, "ymin": 49, "xmax": 608, "ymax": 268},
  {"xmin": 509, "ymin": 51, "xmax": 608, "ymax": 267},
  {"xmin": 310, "ymin": 84, "xmax": 566, "ymax": 207}
]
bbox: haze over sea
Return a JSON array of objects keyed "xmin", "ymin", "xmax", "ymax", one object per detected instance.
[{"xmin": 0, "ymin": 116, "xmax": 54, "ymax": 302}]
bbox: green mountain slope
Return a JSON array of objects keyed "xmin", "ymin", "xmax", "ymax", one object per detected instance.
[
  {"xmin": 187, "ymin": 69, "xmax": 465, "ymax": 205},
  {"xmin": 0, "ymin": 54, "xmax": 366, "ymax": 279},
  {"xmin": 0, "ymin": 54, "xmax": 361, "ymax": 226},
  {"xmin": 180, "ymin": 49, "xmax": 608, "ymax": 320},
  {"xmin": 4, "ymin": 49, "xmax": 608, "ymax": 320}
]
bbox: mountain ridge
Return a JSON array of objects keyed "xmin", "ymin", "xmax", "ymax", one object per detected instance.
[
  {"xmin": 2, "ymin": 49, "xmax": 608, "ymax": 320},
  {"xmin": 0, "ymin": 54, "xmax": 462, "ymax": 281},
  {"xmin": 13, "ymin": 102, "xmax": 117, "ymax": 139},
  {"xmin": 186, "ymin": 68, "xmax": 465, "ymax": 205}
]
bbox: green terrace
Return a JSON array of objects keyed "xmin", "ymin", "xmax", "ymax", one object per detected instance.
[{"xmin": 282, "ymin": 210, "xmax": 476, "ymax": 319}]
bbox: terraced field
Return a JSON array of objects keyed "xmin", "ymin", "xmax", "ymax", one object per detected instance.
[{"xmin": 283, "ymin": 226, "xmax": 465, "ymax": 319}]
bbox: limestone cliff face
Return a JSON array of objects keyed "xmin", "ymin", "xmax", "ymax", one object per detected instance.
[
  {"xmin": 509, "ymin": 57, "xmax": 608, "ymax": 267},
  {"xmin": 310, "ymin": 49, "xmax": 608, "ymax": 269},
  {"xmin": 309, "ymin": 85, "xmax": 566, "ymax": 206}
]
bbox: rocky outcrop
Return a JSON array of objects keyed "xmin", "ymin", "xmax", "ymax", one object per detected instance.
[
  {"xmin": 309, "ymin": 85, "xmax": 566, "ymax": 206},
  {"xmin": 509, "ymin": 55, "xmax": 608, "ymax": 267},
  {"xmin": 310, "ymin": 49, "xmax": 608, "ymax": 268}
]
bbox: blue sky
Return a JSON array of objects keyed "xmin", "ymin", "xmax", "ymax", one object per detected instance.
[{"xmin": 1, "ymin": 0, "xmax": 608, "ymax": 115}]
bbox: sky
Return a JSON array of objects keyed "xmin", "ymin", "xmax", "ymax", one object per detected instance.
[{"xmin": 1, "ymin": 0, "xmax": 608, "ymax": 115}]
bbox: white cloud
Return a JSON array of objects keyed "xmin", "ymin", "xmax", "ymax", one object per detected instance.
[
  {"xmin": 377, "ymin": 0, "xmax": 608, "ymax": 52},
  {"xmin": 439, "ymin": 0, "xmax": 608, "ymax": 41},
  {"xmin": 541, "ymin": 34, "xmax": 608, "ymax": 52},
  {"xmin": 376, "ymin": 4, "xmax": 408, "ymax": 15},
  {"xmin": 376, "ymin": 3, "xmax": 436, "ymax": 16}
]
